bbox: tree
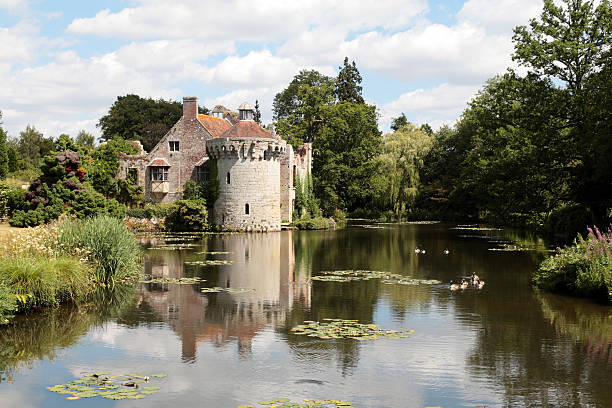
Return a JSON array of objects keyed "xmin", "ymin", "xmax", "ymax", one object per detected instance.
[
  {"xmin": 7, "ymin": 146, "xmax": 18, "ymax": 173},
  {"xmin": 97, "ymin": 95, "xmax": 184, "ymax": 151},
  {"xmin": 374, "ymin": 124, "xmax": 434, "ymax": 216},
  {"xmin": 54, "ymin": 134, "xmax": 79, "ymax": 152},
  {"xmin": 335, "ymin": 57, "xmax": 364, "ymax": 104},
  {"xmin": 513, "ymin": 0, "xmax": 612, "ymax": 97},
  {"xmin": 273, "ymin": 70, "xmax": 335, "ymax": 148},
  {"xmin": 76, "ymin": 130, "xmax": 95, "ymax": 149},
  {"xmin": 313, "ymin": 102, "xmax": 382, "ymax": 215},
  {"xmin": 390, "ymin": 113, "xmax": 409, "ymax": 131},
  {"xmin": 0, "ymin": 112, "xmax": 7, "ymax": 179},
  {"xmin": 254, "ymin": 100, "xmax": 262, "ymax": 124},
  {"xmin": 16, "ymin": 125, "xmax": 53, "ymax": 169}
]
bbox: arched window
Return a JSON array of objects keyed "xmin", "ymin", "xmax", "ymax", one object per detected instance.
[
  {"xmin": 226, "ymin": 172, "xmax": 230, "ymax": 184},
  {"xmin": 245, "ymin": 203, "xmax": 250, "ymax": 215}
]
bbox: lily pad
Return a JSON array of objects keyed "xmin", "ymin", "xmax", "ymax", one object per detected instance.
[
  {"xmin": 201, "ymin": 287, "xmax": 255, "ymax": 294},
  {"xmin": 185, "ymin": 260, "xmax": 234, "ymax": 265},
  {"xmin": 140, "ymin": 276, "xmax": 204, "ymax": 284},
  {"xmin": 46, "ymin": 372, "xmax": 167, "ymax": 401},
  {"xmin": 311, "ymin": 270, "xmax": 441, "ymax": 286},
  {"xmin": 240, "ymin": 399, "xmax": 353, "ymax": 408},
  {"xmin": 290, "ymin": 319, "xmax": 415, "ymax": 340}
]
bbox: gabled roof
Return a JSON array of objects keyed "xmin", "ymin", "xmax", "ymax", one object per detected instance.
[
  {"xmin": 198, "ymin": 114, "xmax": 232, "ymax": 138},
  {"xmin": 149, "ymin": 158, "xmax": 170, "ymax": 167},
  {"xmin": 219, "ymin": 120, "xmax": 274, "ymax": 139}
]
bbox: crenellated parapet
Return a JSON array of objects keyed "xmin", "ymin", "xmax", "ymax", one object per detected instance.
[{"xmin": 206, "ymin": 137, "xmax": 287, "ymax": 161}]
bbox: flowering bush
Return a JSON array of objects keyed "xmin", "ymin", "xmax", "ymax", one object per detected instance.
[{"xmin": 534, "ymin": 225, "xmax": 612, "ymax": 302}]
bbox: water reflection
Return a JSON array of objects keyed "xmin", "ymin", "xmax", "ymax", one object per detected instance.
[{"xmin": 138, "ymin": 232, "xmax": 312, "ymax": 361}]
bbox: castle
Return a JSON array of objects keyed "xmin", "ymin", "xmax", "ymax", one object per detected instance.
[{"xmin": 117, "ymin": 97, "xmax": 312, "ymax": 231}]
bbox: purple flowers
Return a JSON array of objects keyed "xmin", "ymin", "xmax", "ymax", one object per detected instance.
[{"xmin": 583, "ymin": 224, "xmax": 612, "ymax": 261}]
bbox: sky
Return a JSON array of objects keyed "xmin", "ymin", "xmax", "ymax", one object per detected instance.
[{"xmin": 0, "ymin": 0, "xmax": 543, "ymax": 141}]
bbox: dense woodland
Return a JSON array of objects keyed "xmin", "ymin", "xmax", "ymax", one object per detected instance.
[{"xmin": 1, "ymin": 0, "xmax": 611, "ymax": 239}]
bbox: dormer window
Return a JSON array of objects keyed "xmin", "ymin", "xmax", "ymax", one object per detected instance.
[
  {"xmin": 238, "ymin": 102, "xmax": 254, "ymax": 121},
  {"xmin": 169, "ymin": 141, "xmax": 179, "ymax": 151}
]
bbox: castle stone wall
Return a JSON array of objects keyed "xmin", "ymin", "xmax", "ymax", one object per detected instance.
[{"xmin": 208, "ymin": 137, "xmax": 286, "ymax": 231}]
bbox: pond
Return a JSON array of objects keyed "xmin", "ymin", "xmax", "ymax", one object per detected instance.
[{"xmin": 1, "ymin": 222, "xmax": 611, "ymax": 407}]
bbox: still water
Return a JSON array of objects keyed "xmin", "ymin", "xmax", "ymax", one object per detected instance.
[{"xmin": 1, "ymin": 223, "xmax": 611, "ymax": 407}]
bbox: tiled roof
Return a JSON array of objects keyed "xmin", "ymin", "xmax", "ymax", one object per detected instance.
[
  {"xmin": 149, "ymin": 158, "xmax": 170, "ymax": 167},
  {"xmin": 219, "ymin": 120, "xmax": 274, "ymax": 139},
  {"xmin": 198, "ymin": 114, "xmax": 232, "ymax": 138}
]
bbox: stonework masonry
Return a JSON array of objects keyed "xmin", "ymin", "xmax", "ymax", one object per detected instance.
[{"xmin": 117, "ymin": 96, "xmax": 312, "ymax": 231}]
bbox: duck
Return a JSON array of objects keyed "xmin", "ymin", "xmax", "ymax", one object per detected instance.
[
  {"xmin": 471, "ymin": 272, "xmax": 480, "ymax": 285},
  {"xmin": 460, "ymin": 279, "xmax": 469, "ymax": 290},
  {"xmin": 443, "ymin": 248, "xmax": 450, "ymax": 255},
  {"xmin": 477, "ymin": 280, "xmax": 485, "ymax": 289},
  {"xmin": 450, "ymin": 282, "xmax": 460, "ymax": 291},
  {"xmin": 421, "ymin": 249, "xmax": 426, "ymax": 254},
  {"xmin": 415, "ymin": 248, "xmax": 421, "ymax": 254}
]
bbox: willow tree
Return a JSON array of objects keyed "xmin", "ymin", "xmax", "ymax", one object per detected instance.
[{"xmin": 374, "ymin": 124, "xmax": 433, "ymax": 216}]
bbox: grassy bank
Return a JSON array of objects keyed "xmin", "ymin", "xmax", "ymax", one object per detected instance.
[
  {"xmin": 533, "ymin": 225, "xmax": 612, "ymax": 303},
  {"xmin": 0, "ymin": 216, "xmax": 141, "ymax": 323}
]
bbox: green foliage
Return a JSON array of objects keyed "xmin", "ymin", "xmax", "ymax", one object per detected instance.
[
  {"xmin": 0, "ymin": 125, "xmax": 8, "ymax": 180},
  {"xmin": 58, "ymin": 216, "xmax": 141, "ymax": 286},
  {"xmin": 273, "ymin": 70, "xmax": 336, "ymax": 148},
  {"xmin": 0, "ymin": 182, "xmax": 26, "ymax": 219},
  {"xmin": 75, "ymin": 130, "xmax": 95, "ymax": 149},
  {"xmin": 204, "ymin": 158, "xmax": 220, "ymax": 207},
  {"xmin": 292, "ymin": 215, "xmax": 336, "ymax": 230},
  {"xmin": 335, "ymin": 57, "xmax": 364, "ymax": 104},
  {"xmin": 390, "ymin": 113, "xmax": 408, "ymax": 132},
  {"xmin": 534, "ymin": 225, "xmax": 612, "ymax": 302},
  {"xmin": 294, "ymin": 175, "xmax": 305, "ymax": 217},
  {"xmin": 87, "ymin": 137, "xmax": 139, "ymax": 201},
  {"xmin": 313, "ymin": 102, "xmax": 382, "ymax": 215},
  {"xmin": 15, "ymin": 125, "xmax": 53, "ymax": 169},
  {"xmin": 71, "ymin": 189, "xmax": 126, "ymax": 220},
  {"xmin": 98, "ymin": 94, "xmax": 192, "ymax": 151},
  {"xmin": 0, "ymin": 256, "xmax": 92, "ymax": 308},
  {"xmin": 7, "ymin": 146, "xmax": 18, "ymax": 173},
  {"xmin": 165, "ymin": 199, "xmax": 208, "ymax": 232},
  {"xmin": 183, "ymin": 180, "xmax": 207, "ymax": 201},
  {"xmin": 372, "ymin": 124, "xmax": 433, "ymax": 216},
  {"xmin": 125, "ymin": 204, "xmax": 168, "ymax": 219},
  {"xmin": 0, "ymin": 282, "xmax": 18, "ymax": 324}
]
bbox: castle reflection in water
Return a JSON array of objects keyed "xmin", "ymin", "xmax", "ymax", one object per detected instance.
[{"xmin": 138, "ymin": 231, "xmax": 312, "ymax": 361}]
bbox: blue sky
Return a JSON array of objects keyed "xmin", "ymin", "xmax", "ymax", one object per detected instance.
[{"xmin": 0, "ymin": 0, "xmax": 543, "ymax": 140}]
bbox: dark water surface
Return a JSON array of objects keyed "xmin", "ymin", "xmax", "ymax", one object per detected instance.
[{"xmin": 1, "ymin": 223, "xmax": 611, "ymax": 407}]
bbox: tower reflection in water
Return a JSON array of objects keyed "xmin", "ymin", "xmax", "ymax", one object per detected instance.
[{"xmin": 138, "ymin": 231, "xmax": 311, "ymax": 361}]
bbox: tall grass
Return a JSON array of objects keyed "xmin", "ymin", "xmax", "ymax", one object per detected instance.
[
  {"xmin": 534, "ymin": 225, "xmax": 612, "ymax": 302},
  {"xmin": 58, "ymin": 215, "xmax": 141, "ymax": 286},
  {"xmin": 0, "ymin": 257, "xmax": 92, "ymax": 308}
]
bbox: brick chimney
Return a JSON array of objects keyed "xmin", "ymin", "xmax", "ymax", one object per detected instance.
[{"xmin": 183, "ymin": 96, "xmax": 198, "ymax": 118}]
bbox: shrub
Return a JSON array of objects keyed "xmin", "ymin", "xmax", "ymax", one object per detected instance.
[
  {"xmin": 533, "ymin": 225, "xmax": 612, "ymax": 302},
  {"xmin": 165, "ymin": 199, "xmax": 208, "ymax": 231},
  {"xmin": 58, "ymin": 215, "xmax": 141, "ymax": 286},
  {"xmin": 71, "ymin": 189, "xmax": 126, "ymax": 219},
  {"xmin": 0, "ymin": 182, "xmax": 27, "ymax": 220},
  {"xmin": 0, "ymin": 282, "xmax": 18, "ymax": 324},
  {"xmin": 293, "ymin": 215, "xmax": 336, "ymax": 230},
  {"xmin": 183, "ymin": 180, "xmax": 207, "ymax": 200},
  {"xmin": 125, "ymin": 208, "xmax": 148, "ymax": 219}
]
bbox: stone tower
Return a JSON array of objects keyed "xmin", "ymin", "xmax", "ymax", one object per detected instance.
[{"xmin": 206, "ymin": 102, "xmax": 288, "ymax": 231}]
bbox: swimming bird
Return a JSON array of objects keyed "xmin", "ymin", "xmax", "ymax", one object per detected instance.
[
  {"xmin": 471, "ymin": 272, "xmax": 480, "ymax": 285},
  {"xmin": 477, "ymin": 280, "xmax": 485, "ymax": 289},
  {"xmin": 421, "ymin": 249, "xmax": 426, "ymax": 254},
  {"xmin": 443, "ymin": 248, "xmax": 450, "ymax": 255},
  {"xmin": 415, "ymin": 248, "xmax": 421, "ymax": 254},
  {"xmin": 450, "ymin": 282, "xmax": 460, "ymax": 291},
  {"xmin": 460, "ymin": 279, "xmax": 469, "ymax": 290}
]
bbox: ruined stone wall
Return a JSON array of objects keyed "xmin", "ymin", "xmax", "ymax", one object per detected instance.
[
  {"xmin": 294, "ymin": 142, "xmax": 312, "ymax": 183},
  {"xmin": 207, "ymin": 137, "xmax": 285, "ymax": 231},
  {"xmin": 117, "ymin": 97, "xmax": 212, "ymax": 204},
  {"xmin": 279, "ymin": 145, "xmax": 294, "ymax": 222}
]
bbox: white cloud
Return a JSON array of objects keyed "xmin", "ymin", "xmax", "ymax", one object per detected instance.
[
  {"xmin": 66, "ymin": 0, "xmax": 427, "ymax": 42},
  {"xmin": 0, "ymin": 21, "xmax": 41, "ymax": 63},
  {"xmin": 380, "ymin": 83, "xmax": 479, "ymax": 130},
  {"xmin": 458, "ymin": 0, "xmax": 543, "ymax": 34}
]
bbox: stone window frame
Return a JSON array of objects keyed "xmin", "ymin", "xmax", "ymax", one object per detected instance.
[
  {"xmin": 226, "ymin": 171, "xmax": 231, "ymax": 184},
  {"xmin": 150, "ymin": 166, "xmax": 169, "ymax": 181},
  {"xmin": 245, "ymin": 203, "xmax": 250, "ymax": 215},
  {"xmin": 196, "ymin": 165, "xmax": 209, "ymax": 182},
  {"xmin": 127, "ymin": 168, "xmax": 138, "ymax": 184},
  {"xmin": 169, "ymin": 141, "xmax": 180, "ymax": 152}
]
